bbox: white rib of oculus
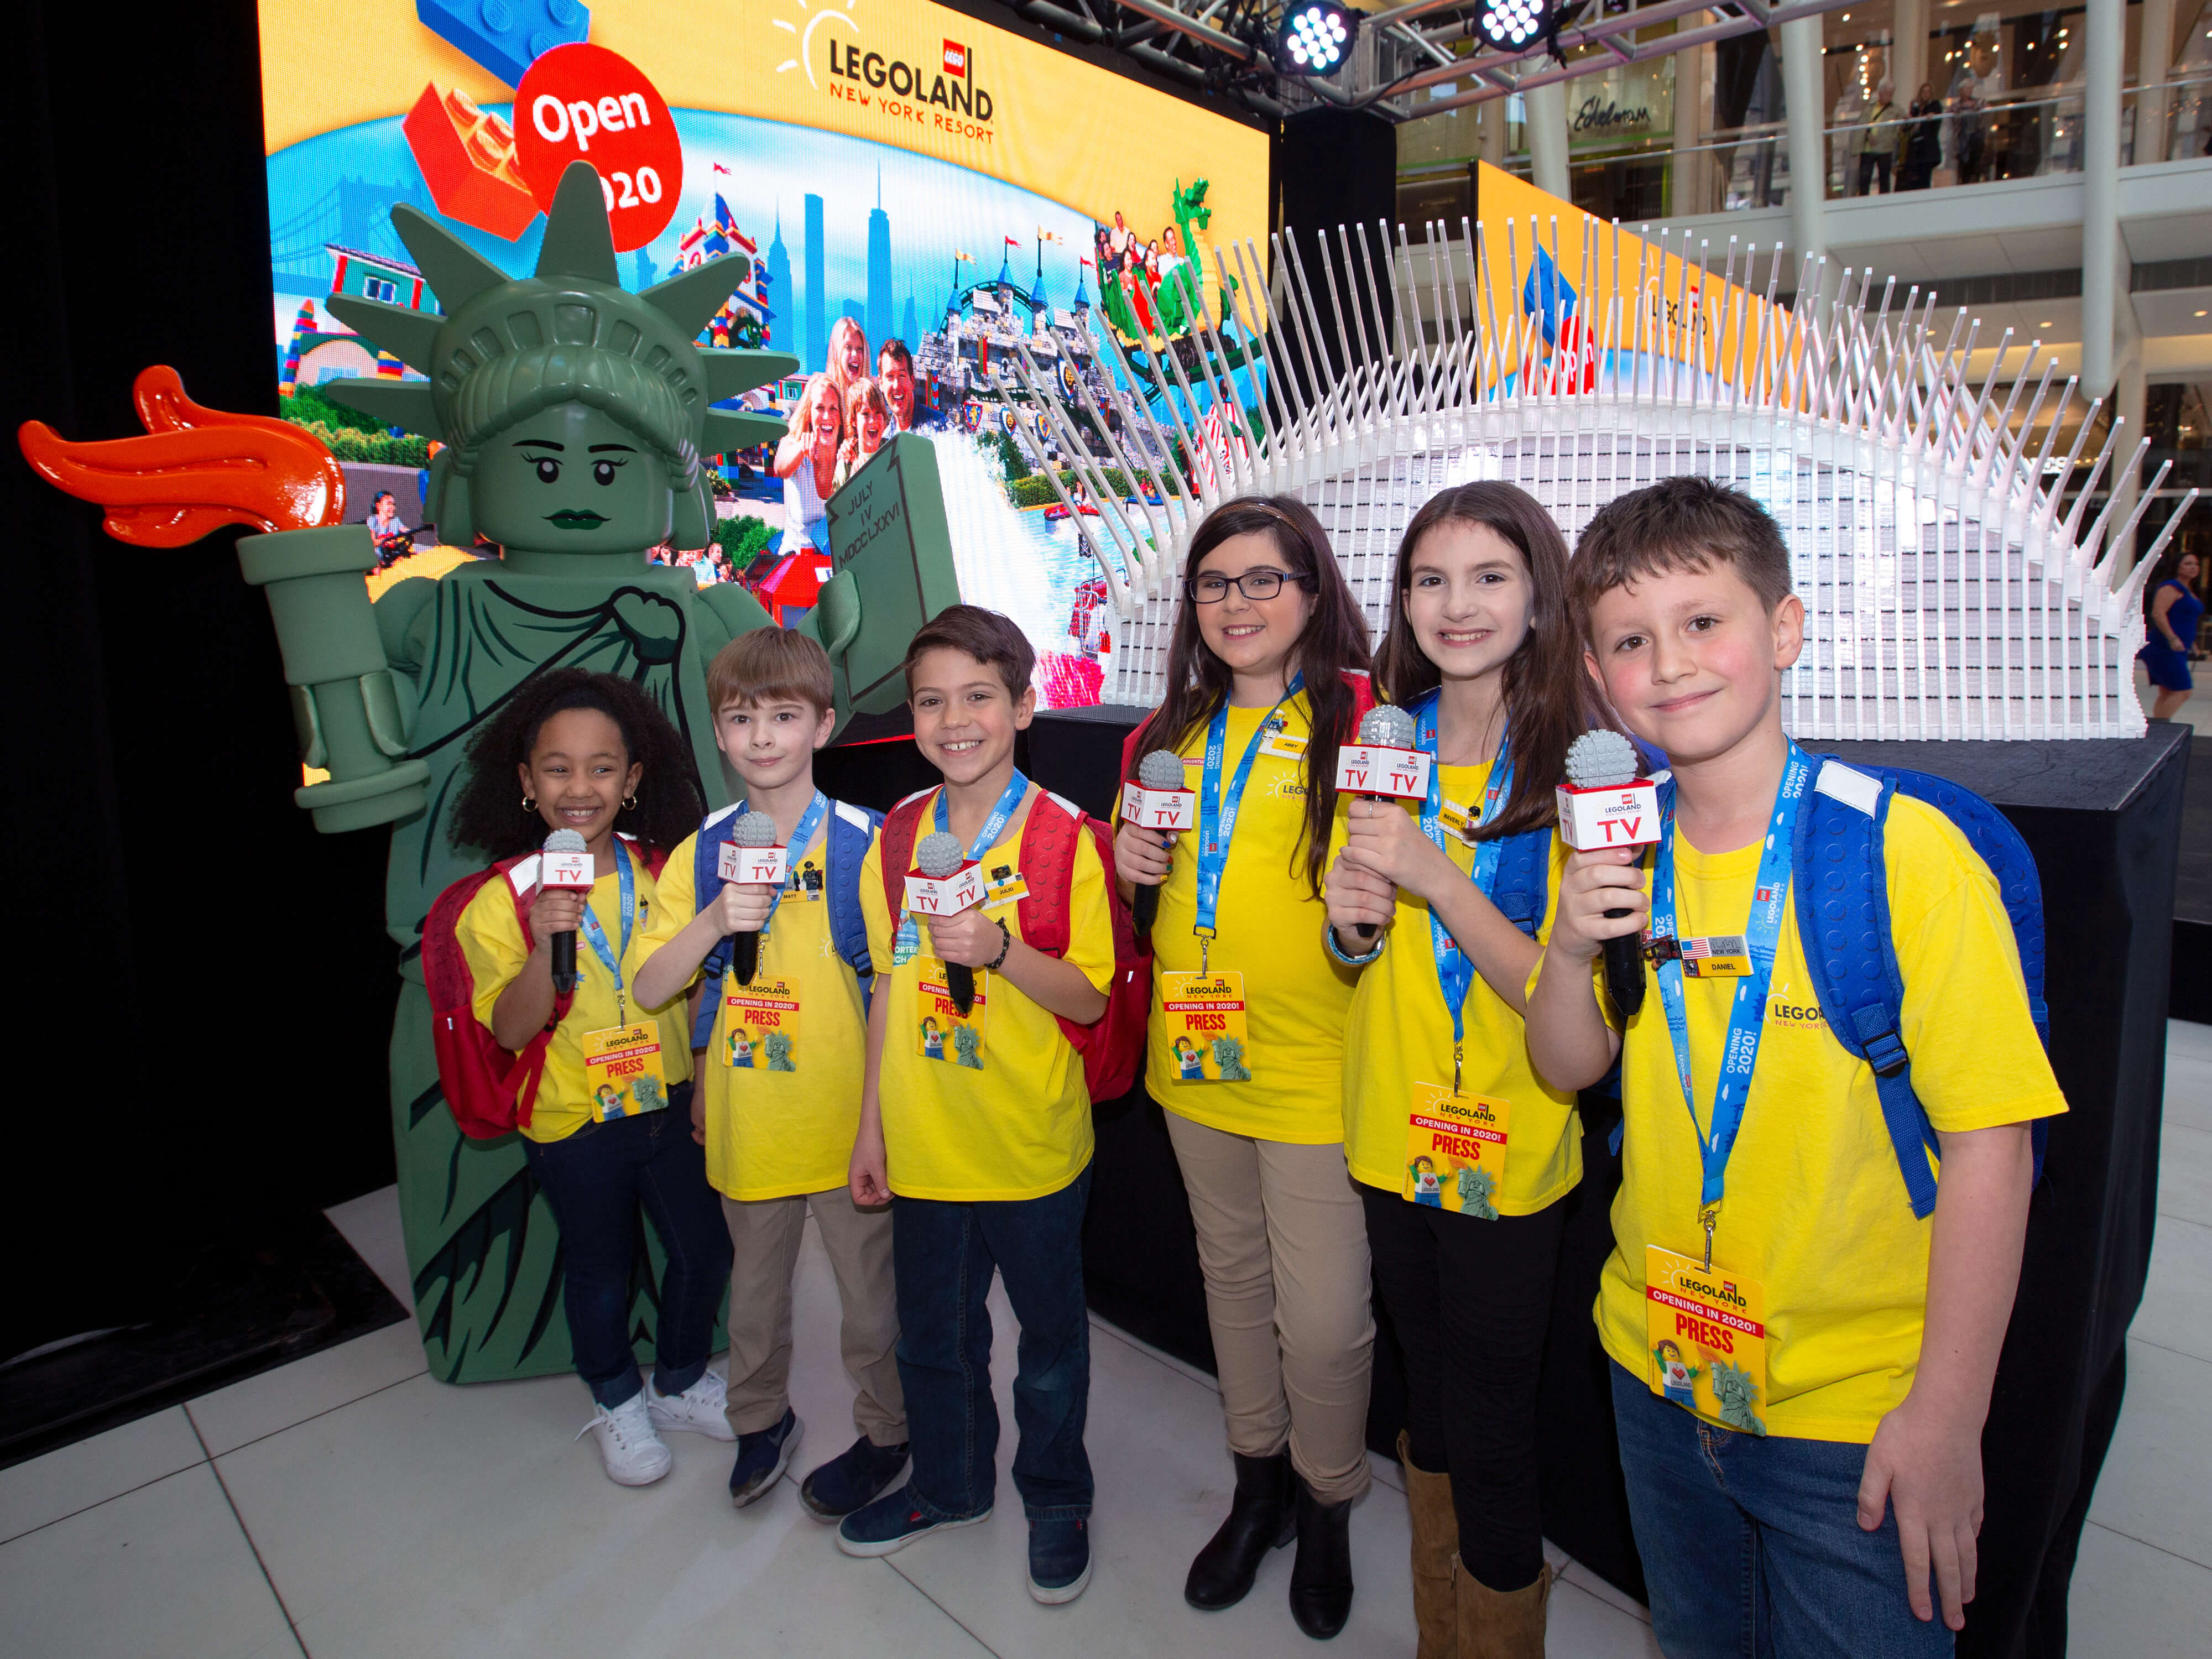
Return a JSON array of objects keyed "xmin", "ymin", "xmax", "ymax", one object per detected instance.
[
  {"xmin": 1281, "ymin": 3, "xmax": 1351, "ymax": 73},
  {"xmin": 1001, "ymin": 217, "xmax": 2197, "ymax": 742}
]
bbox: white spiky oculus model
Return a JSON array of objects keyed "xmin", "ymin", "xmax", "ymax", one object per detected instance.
[{"xmin": 1010, "ymin": 218, "xmax": 2197, "ymax": 740}]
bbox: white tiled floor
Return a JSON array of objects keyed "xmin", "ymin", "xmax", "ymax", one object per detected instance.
[{"xmin": 4, "ymin": 1027, "xmax": 2209, "ymax": 1657}]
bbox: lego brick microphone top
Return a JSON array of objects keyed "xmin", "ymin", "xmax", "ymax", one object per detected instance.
[
  {"xmin": 418, "ymin": 0, "xmax": 590, "ymax": 90},
  {"xmin": 733, "ymin": 810, "xmax": 779, "ymax": 850},
  {"xmin": 1138, "ymin": 749, "xmax": 1187, "ymax": 792},
  {"xmin": 1565, "ymin": 729, "xmax": 1639, "ymax": 792},
  {"xmin": 1360, "ymin": 704, "xmax": 1416, "ymax": 750}
]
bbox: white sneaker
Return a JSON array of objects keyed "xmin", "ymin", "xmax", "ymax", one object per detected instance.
[
  {"xmin": 645, "ymin": 1369, "xmax": 736, "ymax": 1440},
  {"xmin": 577, "ymin": 1393, "xmax": 673, "ymax": 1486}
]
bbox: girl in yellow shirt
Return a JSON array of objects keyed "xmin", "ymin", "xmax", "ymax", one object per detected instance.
[
  {"xmin": 1323, "ymin": 483, "xmax": 1608, "ymax": 1656},
  {"xmin": 448, "ymin": 670, "xmax": 730, "ymax": 1489},
  {"xmin": 1110, "ymin": 495, "xmax": 1372, "ymax": 1638}
]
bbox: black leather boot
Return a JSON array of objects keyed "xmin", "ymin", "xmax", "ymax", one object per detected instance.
[
  {"xmin": 1288, "ymin": 1479, "xmax": 1354, "ymax": 1639},
  {"xmin": 1184, "ymin": 1450, "xmax": 1296, "ymax": 1610}
]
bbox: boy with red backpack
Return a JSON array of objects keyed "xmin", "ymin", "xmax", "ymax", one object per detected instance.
[
  {"xmin": 838, "ymin": 606, "xmax": 1128, "ymax": 1606},
  {"xmin": 632, "ymin": 629, "xmax": 908, "ymax": 1520}
]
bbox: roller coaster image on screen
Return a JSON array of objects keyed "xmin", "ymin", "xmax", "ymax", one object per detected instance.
[{"xmin": 20, "ymin": 161, "xmax": 960, "ymax": 1383}]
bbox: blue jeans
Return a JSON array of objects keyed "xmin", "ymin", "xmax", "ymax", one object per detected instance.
[
  {"xmin": 1610, "ymin": 1365, "xmax": 1953, "ymax": 1658},
  {"xmin": 893, "ymin": 1165, "xmax": 1094, "ymax": 1522},
  {"xmin": 524, "ymin": 1086, "xmax": 732, "ymax": 1410}
]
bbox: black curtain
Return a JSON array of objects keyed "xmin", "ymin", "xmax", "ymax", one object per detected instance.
[
  {"xmin": 4, "ymin": 0, "xmax": 397, "ymax": 1361},
  {"xmin": 1277, "ymin": 109, "xmax": 1399, "ymax": 400}
]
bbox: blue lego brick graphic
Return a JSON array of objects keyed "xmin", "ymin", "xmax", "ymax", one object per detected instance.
[{"xmin": 418, "ymin": 0, "xmax": 589, "ymax": 89}]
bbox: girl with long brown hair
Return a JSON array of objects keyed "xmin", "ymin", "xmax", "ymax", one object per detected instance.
[
  {"xmin": 1112, "ymin": 495, "xmax": 1374, "ymax": 1639},
  {"xmin": 1324, "ymin": 481, "xmax": 1605, "ymax": 1657}
]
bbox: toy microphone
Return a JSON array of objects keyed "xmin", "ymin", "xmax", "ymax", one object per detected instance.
[
  {"xmin": 913, "ymin": 830, "xmax": 980, "ymax": 1016},
  {"xmin": 726, "ymin": 811, "xmax": 781, "ymax": 987},
  {"xmin": 1338, "ymin": 703, "xmax": 1428, "ymax": 940},
  {"xmin": 1558, "ymin": 731, "xmax": 1660, "ymax": 1019},
  {"xmin": 540, "ymin": 828, "xmax": 593, "ymax": 996},
  {"xmin": 1122, "ymin": 749, "xmax": 1193, "ymax": 942}
]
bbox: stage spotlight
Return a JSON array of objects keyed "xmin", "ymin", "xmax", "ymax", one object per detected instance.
[
  {"xmin": 1275, "ymin": 2, "xmax": 1357, "ymax": 76},
  {"xmin": 1476, "ymin": 0, "xmax": 1554, "ymax": 51}
]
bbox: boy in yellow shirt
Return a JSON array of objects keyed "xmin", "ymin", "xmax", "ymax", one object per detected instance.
[
  {"xmin": 634, "ymin": 630, "xmax": 907, "ymax": 1519},
  {"xmin": 1527, "ymin": 477, "xmax": 2065, "ymax": 1656},
  {"xmin": 836, "ymin": 607, "xmax": 1115, "ymax": 1606}
]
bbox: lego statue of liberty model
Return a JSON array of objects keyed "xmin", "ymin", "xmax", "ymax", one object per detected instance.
[{"xmin": 23, "ymin": 162, "xmax": 959, "ymax": 1381}]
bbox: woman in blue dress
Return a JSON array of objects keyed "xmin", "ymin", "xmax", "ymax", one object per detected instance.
[{"xmin": 2141, "ymin": 549, "xmax": 2204, "ymax": 722}]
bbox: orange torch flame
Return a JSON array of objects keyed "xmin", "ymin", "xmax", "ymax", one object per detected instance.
[{"xmin": 18, "ymin": 366, "xmax": 347, "ymax": 545}]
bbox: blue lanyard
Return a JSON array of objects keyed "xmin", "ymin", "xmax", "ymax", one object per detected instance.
[
  {"xmin": 1194, "ymin": 675, "xmax": 1303, "ymax": 964},
  {"xmin": 896, "ymin": 771, "xmax": 1029, "ymax": 957},
  {"xmin": 1410, "ymin": 692, "xmax": 1512, "ymax": 1092},
  {"xmin": 1649, "ymin": 742, "xmax": 1814, "ymax": 1257},
  {"xmin": 736, "ymin": 790, "xmax": 828, "ymax": 938},
  {"xmin": 934, "ymin": 769, "xmax": 1031, "ymax": 860},
  {"xmin": 576, "ymin": 838, "xmax": 638, "ymax": 1021}
]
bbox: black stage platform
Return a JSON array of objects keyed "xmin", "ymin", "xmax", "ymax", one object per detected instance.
[{"xmin": 834, "ymin": 709, "xmax": 2193, "ymax": 1659}]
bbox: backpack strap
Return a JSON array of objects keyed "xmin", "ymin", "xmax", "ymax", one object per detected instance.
[
  {"xmin": 827, "ymin": 799, "xmax": 883, "ymax": 1009},
  {"xmin": 1794, "ymin": 760, "xmax": 1941, "ymax": 1219},
  {"xmin": 1488, "ymin": 827, "xmax": 1552, "ymax": 941},
  {"xmin": 879, "ymin": 790, "xmax": 934, "ymax": 951},
  {"xmin": 1015, "ymin": 790, "xmax": 1087, "ymax": 959}
]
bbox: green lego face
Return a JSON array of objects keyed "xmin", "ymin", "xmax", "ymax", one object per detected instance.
[{"xmin": 471, "ymin": 402, "xmax": 676, "ymax": 555}]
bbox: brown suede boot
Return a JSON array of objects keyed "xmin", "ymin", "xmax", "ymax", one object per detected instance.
[
  {"xmin": 1454, "ymin": 1558, "xmax": 1551, "ymax": 1659},
  {"xmin": 1396, "ymin": 1431, "xmax": 1459, "ymax": 1659}
]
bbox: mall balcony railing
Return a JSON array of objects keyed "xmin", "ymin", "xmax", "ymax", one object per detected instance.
[{"xmin": 1682, "ymin": 74, "xmax": 2212, "ymax": 211}]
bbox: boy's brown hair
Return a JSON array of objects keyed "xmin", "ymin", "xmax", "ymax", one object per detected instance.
[
  {"xmin": 1571, "ymin": 476, "xmax": 1793, "ymax": 631},
  {"xmin": 707, "ymin": 627, "xmax": 834, "ymax": 718},
  {"xmin": 902, "ymin": 604, "xmax": 1035, "ymax": 700}
]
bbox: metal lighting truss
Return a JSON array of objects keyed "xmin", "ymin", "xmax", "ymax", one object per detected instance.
[
  {"xmin": 991, "ymin": 2, "xmax": 1867, "ymax": 122},
  {"xmin": 1005, "ymin": 219, "xmax": 2192, "ymax": 739}
]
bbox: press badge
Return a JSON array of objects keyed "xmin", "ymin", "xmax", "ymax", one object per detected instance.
[
  {"xmin": 1402, "ymin": 1084, "xmax": 1510, "ymax": 1216},
  {"xmin": 1257, "ymin": 719, "xmax": 1307, "ymax": 761},
  {"xmin": 724, "ymin": 977, "xmax": 799, "ymax": 1072},
  {"xmin": 982, "ymin": 864, "xmax": 1030, "ymax": 908},
  {"xmin": 1159, "ymin": 971, "xmax": 1252, "ymax": 1082},
  {"xmin": 583, "ymin": 1023, "xmax": 669, "ymax": 1121},
  {"xmin": 1645, "ymin": 1245, "xmax": 1768, "ymax": 1435},
  {"xmin": 915, "ymin": 958, "xmax": 987, "ymax": 1068}
]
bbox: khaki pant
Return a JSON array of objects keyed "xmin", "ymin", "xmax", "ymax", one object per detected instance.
[
  {"xmin": 1165, "ymin": 1113, "xmax": 1375, "ymax": 1504},
  {"xmin": 722, "ymin": 1187, "xmax": 905, "ymax": 1444}
]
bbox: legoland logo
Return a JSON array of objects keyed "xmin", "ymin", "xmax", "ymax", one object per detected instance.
[
  {"xmin": 1766, "ymin": 981, "xmax": 1826, "ymax": 1028},
  {"xmin": 773, "ymin": 1, "xmax": 998, "ymax": 142}
]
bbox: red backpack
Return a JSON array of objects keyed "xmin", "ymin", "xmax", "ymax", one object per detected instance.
[
  {"xmin": 880, "ymin": 787, "xmax": 1148, "ymax": 1104},
  {"xmin": 422, "ymin": 836, "xmax": 669, "ymax": 1140}
]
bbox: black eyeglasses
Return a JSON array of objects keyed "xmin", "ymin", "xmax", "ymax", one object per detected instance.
[{"xmin": 1186, "ymin": 568, "xmax": 1312, "ymax": 604}]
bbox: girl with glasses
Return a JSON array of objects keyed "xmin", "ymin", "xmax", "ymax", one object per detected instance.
[{"xmin": 1111, "ymin": 495, "xmax": 1376, "ymax": 1639}]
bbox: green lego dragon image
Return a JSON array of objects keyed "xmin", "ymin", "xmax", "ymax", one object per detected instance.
[{"xmin": 23, "ymin": 160, "xmax": 961, "ymax": 1386}]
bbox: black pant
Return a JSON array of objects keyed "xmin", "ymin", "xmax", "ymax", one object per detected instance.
[
  {"xmin": 1362, "ymin": 1181, "xmax": 1566, "ymax": 1593},
  {"xmin": 524, "ymin": 1086, "xmax": 732, "ymax": 1410},
  {"xmin": 1856, "ymin": 151, "xmax": 1892, "ymax": 194}
]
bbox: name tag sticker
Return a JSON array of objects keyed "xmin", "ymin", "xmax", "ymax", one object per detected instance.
[{"xmin": 983, "ymin": 864, "xmax": 1031, "ymax": 908}]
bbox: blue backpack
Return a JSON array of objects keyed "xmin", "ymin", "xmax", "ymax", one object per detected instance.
[
  {"xmin": 1792, "ymin": 758, "xmax": 2051, "ymax": 1219},
  {"xmin": 1485, "ymin": 828, "xmax": 1553, "ymax": 941},
  {"xmin": 688, "ymin": 797, "xmax": 881, "ymax": 1051}
]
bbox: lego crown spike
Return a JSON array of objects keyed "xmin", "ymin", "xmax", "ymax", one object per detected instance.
[
  {"xmin": 644, "ymin": 253, "xmax": 760, "ymax": 340},
  {"xmin": 534, "ymin": 160, "xmax": 622, "ymax": 288},
  {"xmin": 389, "ymin": 203, "xmax": 512, "ymax": 315}
]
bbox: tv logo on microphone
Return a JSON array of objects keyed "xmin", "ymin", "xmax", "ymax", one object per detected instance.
[
  {"xmin": 1334, "ymin": 743, "xmax": 1432, "ymax": 801},
  {"xmin": 1556, "ymin": 779, "xmax": 1661, "ymax": 851},
  {"xmin": 904, "ymin": 863, "xmax": 984, "ymax": 915},
  {"xmin": 718, "ymin": 843, "xmax": 788, "ymax": 887},
  {"xmin": 541, "ymin": 849, "xmax": 595, "ymax": 889}
]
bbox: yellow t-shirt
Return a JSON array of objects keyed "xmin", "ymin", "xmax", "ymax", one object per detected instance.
[
  {"xmin": 861, "ymin": 788, "xmax": 1115, "ymax": 1202},
  {"xmin": 1591, "ymin": 794, "xmax": 2068, "ymax": 1442},
  {"xmin": 1338, "ymin": 763, "xmax": 1583, "ymax": 1214},
  {"xmin": 457, "ymin": 845, "xmax": 695, "ymax": 1146},
  {"xmin": 644, "ymin": 817, "xmax": 869, "ymax": 1201},
  {"xmin": 1129, "ymin": 694, "xmax": 1357, "ymax": 1143}
]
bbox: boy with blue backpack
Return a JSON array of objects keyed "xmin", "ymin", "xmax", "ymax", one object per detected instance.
[
  {"xmin": 1527, "ymin": 477, "xmax": 2066, "ymax": 1657},
  {"xmin": 634, "ymin": 629, "xmax": 907, "ymax": 1520}
]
